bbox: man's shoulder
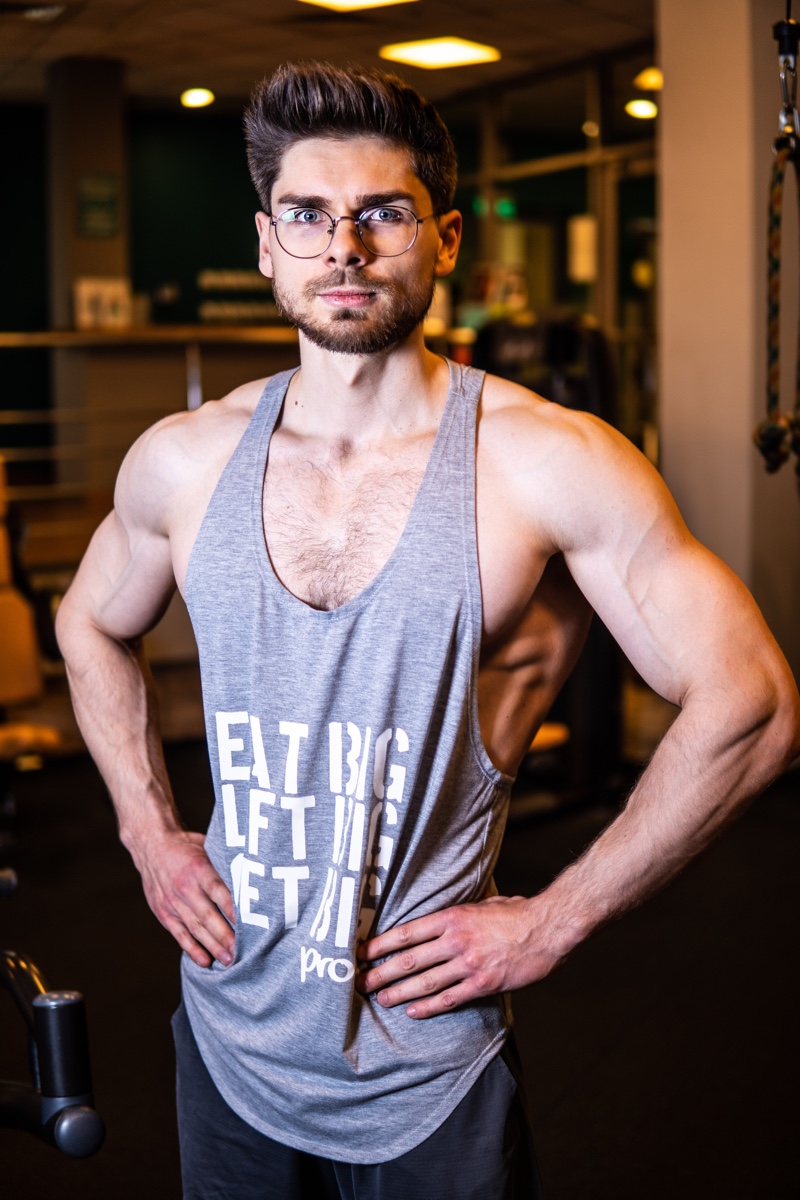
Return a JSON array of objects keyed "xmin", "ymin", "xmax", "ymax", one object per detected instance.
[
  {"xmin": 477, "ymin": 371, "xmax": 619, "ymax": 471},
  {"xmin": 115, "ymin": 375, "xmax": 272, "ymax": 531},
  {"xmin": 126, "ymin": 376, "xmax": 269, "ymax": 474},
  {"xmin": 475, "ymin": 371, "xmax": 666, "ymax": 550}
]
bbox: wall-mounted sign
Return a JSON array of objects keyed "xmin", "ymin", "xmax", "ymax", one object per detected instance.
[{"xmin": 77, "ymin": 174, "xmax": 119, "ymax": 238}]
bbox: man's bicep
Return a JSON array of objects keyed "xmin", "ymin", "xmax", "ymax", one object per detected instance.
[{"xmin": 559, "ymin": 451, "xmax": 777, "ymax": 706}]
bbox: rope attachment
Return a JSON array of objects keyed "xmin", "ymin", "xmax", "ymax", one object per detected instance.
[{"xmin": 754, "ymin": 11, "xmax": 800, "ymax": 473}]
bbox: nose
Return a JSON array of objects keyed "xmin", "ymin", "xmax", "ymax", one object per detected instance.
[{"xmin": 323, "ymin": 217, "xmax": 371, "ymax": 267}]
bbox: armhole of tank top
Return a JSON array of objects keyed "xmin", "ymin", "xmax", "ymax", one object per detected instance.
[
  {"xmin": 460, "ymin": 363, "xmax": 515, "ymax": 790},
  {"xmin": 183, "ymin": 370, "xmax": 296, "ymax": 608}
]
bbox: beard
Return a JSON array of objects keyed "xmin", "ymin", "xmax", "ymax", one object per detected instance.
[{"xmin": 271, "ymin": 267, "xmax": 436, "ymax": 355}]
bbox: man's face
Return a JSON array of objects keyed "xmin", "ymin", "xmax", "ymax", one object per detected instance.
[{"xmin": 255, "ymin": 136, "xmax": 460, "ymax": 356}]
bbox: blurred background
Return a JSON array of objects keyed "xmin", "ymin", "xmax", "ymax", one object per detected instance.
[{"xmin": 0, "ymin": 1, "xmax": 798, "ymax": 1197}]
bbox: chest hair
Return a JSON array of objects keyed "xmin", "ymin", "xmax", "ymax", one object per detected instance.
[{"xmin": 263, "ymin": 434, "xmax": 431, "ymax": 610}]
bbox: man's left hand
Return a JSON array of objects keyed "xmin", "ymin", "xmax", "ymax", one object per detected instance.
[{"xmin": 356, "ymin": 895, "xmax": 563, "ymax": 1019}]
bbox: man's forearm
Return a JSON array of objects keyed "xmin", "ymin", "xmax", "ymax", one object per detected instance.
[
  {"xmin": 57, "ymin": 607, "xmax": 181, "ymax": 857},
  {"xmin": 57, "ymin": 604, "xmax": 236, "ymax": 967},
  {"xmin": 530, "ymin": 682, "xmax": 800, "ymax": 962}
]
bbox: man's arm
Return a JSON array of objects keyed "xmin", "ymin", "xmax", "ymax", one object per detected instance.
[
  {"xmin": 56, "ymin": 424, "xmax": 235, "ymax": 968},
  {"xmin": 358, "ymin": 410, "xmax": 800, "ymax": 1017}
]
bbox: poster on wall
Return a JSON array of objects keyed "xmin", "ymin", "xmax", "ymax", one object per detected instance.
[{"xmin": 77, "ymin": 175, "xmax": 119, "ymax": 238}]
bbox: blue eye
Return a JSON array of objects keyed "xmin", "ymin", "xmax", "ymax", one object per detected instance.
[
  {"xmin": 281, "ymin": 208, "xmax": 324, "ymax": 225},
  {"xmin": 362, "ymin": 207, "xmax": 404, "ymax": 224}
]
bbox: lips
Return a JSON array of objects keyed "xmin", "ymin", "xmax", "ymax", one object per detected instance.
[{"xmin": 318, "ymin": 290, "xmax": 377, "ymax": 306}]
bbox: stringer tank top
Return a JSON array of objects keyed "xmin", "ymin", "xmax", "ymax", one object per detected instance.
[{"xmin": 181, "ymin": 359, "xmax": 514, "ymax": 1163}]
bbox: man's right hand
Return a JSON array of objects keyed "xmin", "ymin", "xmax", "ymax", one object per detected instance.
[{"xmin": 133, "ymin": 830, "xmax": 236, "ymax": 968}]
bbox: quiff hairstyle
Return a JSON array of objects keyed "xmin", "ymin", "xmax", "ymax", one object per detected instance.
[{"xmin": 244, "ymin": 61, "xmax": 458, "ymax": 216}]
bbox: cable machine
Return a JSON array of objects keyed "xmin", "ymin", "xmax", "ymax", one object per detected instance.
[{"xmin": 754, "ymin": 2, "xmax": 800, "ymax": 473}]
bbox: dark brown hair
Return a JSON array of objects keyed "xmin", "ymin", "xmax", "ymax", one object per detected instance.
[{"xmin": 244, "ymin": 61, "xmax": 458, "ymax": 215}]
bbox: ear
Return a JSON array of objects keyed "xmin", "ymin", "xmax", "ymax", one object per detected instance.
[
  {"xmin": 255, "ymin": 211, "xmax": 274, "ymax": 279},
  {"xmin": 434, "ymin": 209, "xmax": 462, "ymax": 278}
]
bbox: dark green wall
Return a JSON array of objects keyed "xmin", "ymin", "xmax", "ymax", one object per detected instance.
[{"xmin": 128, "ymin": 109, "xmax": 262, "ymax": 323}]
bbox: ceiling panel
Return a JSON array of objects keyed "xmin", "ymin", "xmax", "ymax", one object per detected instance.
[{"xmin": 0, "ymin": 0, "xmax": 653, "ymax": 105}]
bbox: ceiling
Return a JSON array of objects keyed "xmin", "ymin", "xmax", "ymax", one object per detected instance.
[{"xmin": 0, "ymin": 0, "xmax": 654, "ymax": 107}]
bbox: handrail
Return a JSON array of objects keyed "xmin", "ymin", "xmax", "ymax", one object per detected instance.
[{"xmin": 0, "ymin": 324, "xmax": 300, "ymax": 348}]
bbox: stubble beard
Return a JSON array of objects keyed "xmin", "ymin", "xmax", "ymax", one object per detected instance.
[{"xmin": 271, "ymin": 267, "xmax": 436, "ymax": 356}]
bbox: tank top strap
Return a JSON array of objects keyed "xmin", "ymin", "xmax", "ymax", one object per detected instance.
[{"xmin": 448, "ymin": 360, "xmax": 486, "ymax": 410}]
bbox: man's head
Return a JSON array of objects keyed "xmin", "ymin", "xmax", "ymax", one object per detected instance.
[
  {"xmin": 245, "ymin": 61, "xmax": 457, "ymax": 217},
  {"xmin": 246, "ymin": 62, "xmax": 460, "ymax": 356}
]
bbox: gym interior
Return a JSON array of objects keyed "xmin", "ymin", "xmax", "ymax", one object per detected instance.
[{"xmin": 1, "ymin": 1, "xmax": 799, "ymax": 1197}]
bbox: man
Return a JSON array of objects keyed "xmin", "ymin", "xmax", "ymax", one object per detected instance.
[{"xmin": 56, "ymin": 62, "xmax": 800, "ymax": 1199}]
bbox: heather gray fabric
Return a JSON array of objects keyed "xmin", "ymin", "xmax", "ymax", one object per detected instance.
[{"xmin": 181, "ymin": 359, "xmax": 514, "ymax": 1163}]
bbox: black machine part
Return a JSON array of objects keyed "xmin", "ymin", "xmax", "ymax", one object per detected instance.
[
  {"xmin": 0, "ymin": 952, "xmax": 105, "ymax": 1157},
  {"xmin": 774, "ymin": 16, "xmax": 799, "ymax": 59}
]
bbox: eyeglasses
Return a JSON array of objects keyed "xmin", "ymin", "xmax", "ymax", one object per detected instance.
[{"xmin": 269, "ymin": 206, "xmax": 436, "ymax": 259}]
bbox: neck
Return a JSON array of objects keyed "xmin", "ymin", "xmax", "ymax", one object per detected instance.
[{"xmin": 284, "ymin": 326, "xmax": 449, "ymax": 444}]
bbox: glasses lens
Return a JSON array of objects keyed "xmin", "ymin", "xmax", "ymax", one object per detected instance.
[
  {"xmin": 274, "ymin": 209, "xmax": 332, "ymax": 258},
  {"xmin": 358, "ymin": 208, "xmax": 417, "ymax": 256}
]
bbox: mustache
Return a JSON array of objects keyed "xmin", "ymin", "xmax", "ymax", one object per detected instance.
[{"xmin": 303, "ymin": 270, "xmax": 394, "ymax": 299}]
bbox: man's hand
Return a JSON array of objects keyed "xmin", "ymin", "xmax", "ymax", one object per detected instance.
[
  {"xmin": 134, "ymin": 830, "xmax": 236, "ymax": 969},
  {"xmin": 356, "ymin": 895, "xmax": 565, "ymax": 1019}
]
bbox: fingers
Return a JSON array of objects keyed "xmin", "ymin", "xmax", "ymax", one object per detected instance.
[
  {"xmin": 142, "ymin": 835, "xmax": 236, "ymax": 968},
  {"xmin": 357, "ymin": 941, "xmax": 446, "ymax": 995},
  {"xmin": 356, "ymin": 899, "xmax": 532, "ymax": 1018},
  {"xmin": 367, "ymin": 961, "xmax": 465, "ymax": 1009},
  {"xmin": 359, "ymin": 912, "xmax": 446, "ymax": 963}
]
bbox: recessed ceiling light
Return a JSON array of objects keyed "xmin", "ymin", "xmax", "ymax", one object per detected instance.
[
  {"xmin": 22, "ymin": 4, "xmax": 66, "ymax": 20},
  {"xmin": 297, "ymin": 0, "xmax": 418, "ymax": 9},
  {"xmin": 181, "ymin": 88, "xmax": 215, "ymax": 109},
  {"xmin": 625, "ymin": 99, "xmax": 658, "ymax": 119},
  {"xmin": 379, "ymin": 37, "xmax": 501, "ymax": 70},
  {"xmin": 632, "ymin": 67, "xmax": 664, "ymax": 91}
]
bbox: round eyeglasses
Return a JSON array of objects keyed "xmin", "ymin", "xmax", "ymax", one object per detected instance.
[{"xmin": 269, "ymin": 206, "xmax": 436, "ymax": 259}]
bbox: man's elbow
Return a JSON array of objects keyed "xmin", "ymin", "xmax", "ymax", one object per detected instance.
[
  {"xmin": 758, "ymin": 665, "xmax": 800, "ymax": 776},
  {"xmin": 54, "ymin": 586, "xmax": 100, "ymax": 668},
  {"xmin": 54, "ymin": 588, "xmax": 81, "ymax": 663}
]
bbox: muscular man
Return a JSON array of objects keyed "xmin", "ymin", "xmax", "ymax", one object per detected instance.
[{"xmin": 56, "ymin": 63, "xmax": 800, "ymax": 1199}]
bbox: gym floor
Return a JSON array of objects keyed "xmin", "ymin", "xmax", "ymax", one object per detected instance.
[{"xmin": 1, "ymin": 740, "xmax": 798, "ymax": 1199}]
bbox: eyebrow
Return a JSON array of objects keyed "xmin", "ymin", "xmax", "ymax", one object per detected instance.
[{"xmin": 273, "ymin": 191, "xmax": 418, "ymax": 212}]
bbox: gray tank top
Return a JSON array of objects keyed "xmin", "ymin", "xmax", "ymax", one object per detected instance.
[{"xmin": 181, "ymin": 359, "xmax": 514, "ymax": 1163}]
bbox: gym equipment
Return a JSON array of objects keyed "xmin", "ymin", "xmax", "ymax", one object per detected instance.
[
  {"xmin": 753, "ymin": 2, "xmax": 800, "ymax": 473},
  {"xmin": 0, "ymin": 950, "xmax": 105, "ymax": 1156}
]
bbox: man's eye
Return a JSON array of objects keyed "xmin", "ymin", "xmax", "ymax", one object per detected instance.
[
  {"xmin": 283, "ymin": 209, "xmax": 323, "ymax": 225},
  {"xmin": 362, "ymin": 207, "xmax": 403, "ymax": 224}
]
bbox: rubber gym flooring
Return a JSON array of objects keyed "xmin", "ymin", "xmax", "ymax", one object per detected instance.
[{"xmin": 1, "ymin": 744, "xmax": 798, "ymax": 1199}]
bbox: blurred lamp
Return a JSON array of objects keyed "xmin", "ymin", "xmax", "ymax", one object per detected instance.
[
  {"xmin": 625, "ymin": 99, "xmax": 658, "ymax": 119},
  {"xmin": 380, "ymin": 37, "xmax": 501, "ymax": 69},
  {"xmin": 181, "ymin": 88, "xmax": 215, "ymax": 108},
  {"xmin": 297, "ymin": 0, "xmax": 417, "ymax": 8},
  {"xmin": 632, "ymin": 67, "xmax": 664, "ymax": 91}
]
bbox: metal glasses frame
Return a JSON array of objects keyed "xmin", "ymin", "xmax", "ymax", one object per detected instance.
[{"xmin": 268, "ymin": 206, "xmax": 436, "ymax": 259}]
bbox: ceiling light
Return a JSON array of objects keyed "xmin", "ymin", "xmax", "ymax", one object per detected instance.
[
  {"xmin": 181, "ymin": 88, "xmax": 215, "ymax": 109},
  {"xmin": 379, "ymin": 37, "xmax": 501, "ymax": 70},
  {"xmin": 632, "ymin": 66, "xmax": 663, "ymax": 91},
  {"xmin": 625, "ymin": 99, "xmax": 658, "ymax": 120},
  {"xmin": 297, "ymin": 0, "xmax": 418, "ymax": 9},
  {"xmin": 22, "ymin": 5, "xmax": 66, "ymax": 20}
]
